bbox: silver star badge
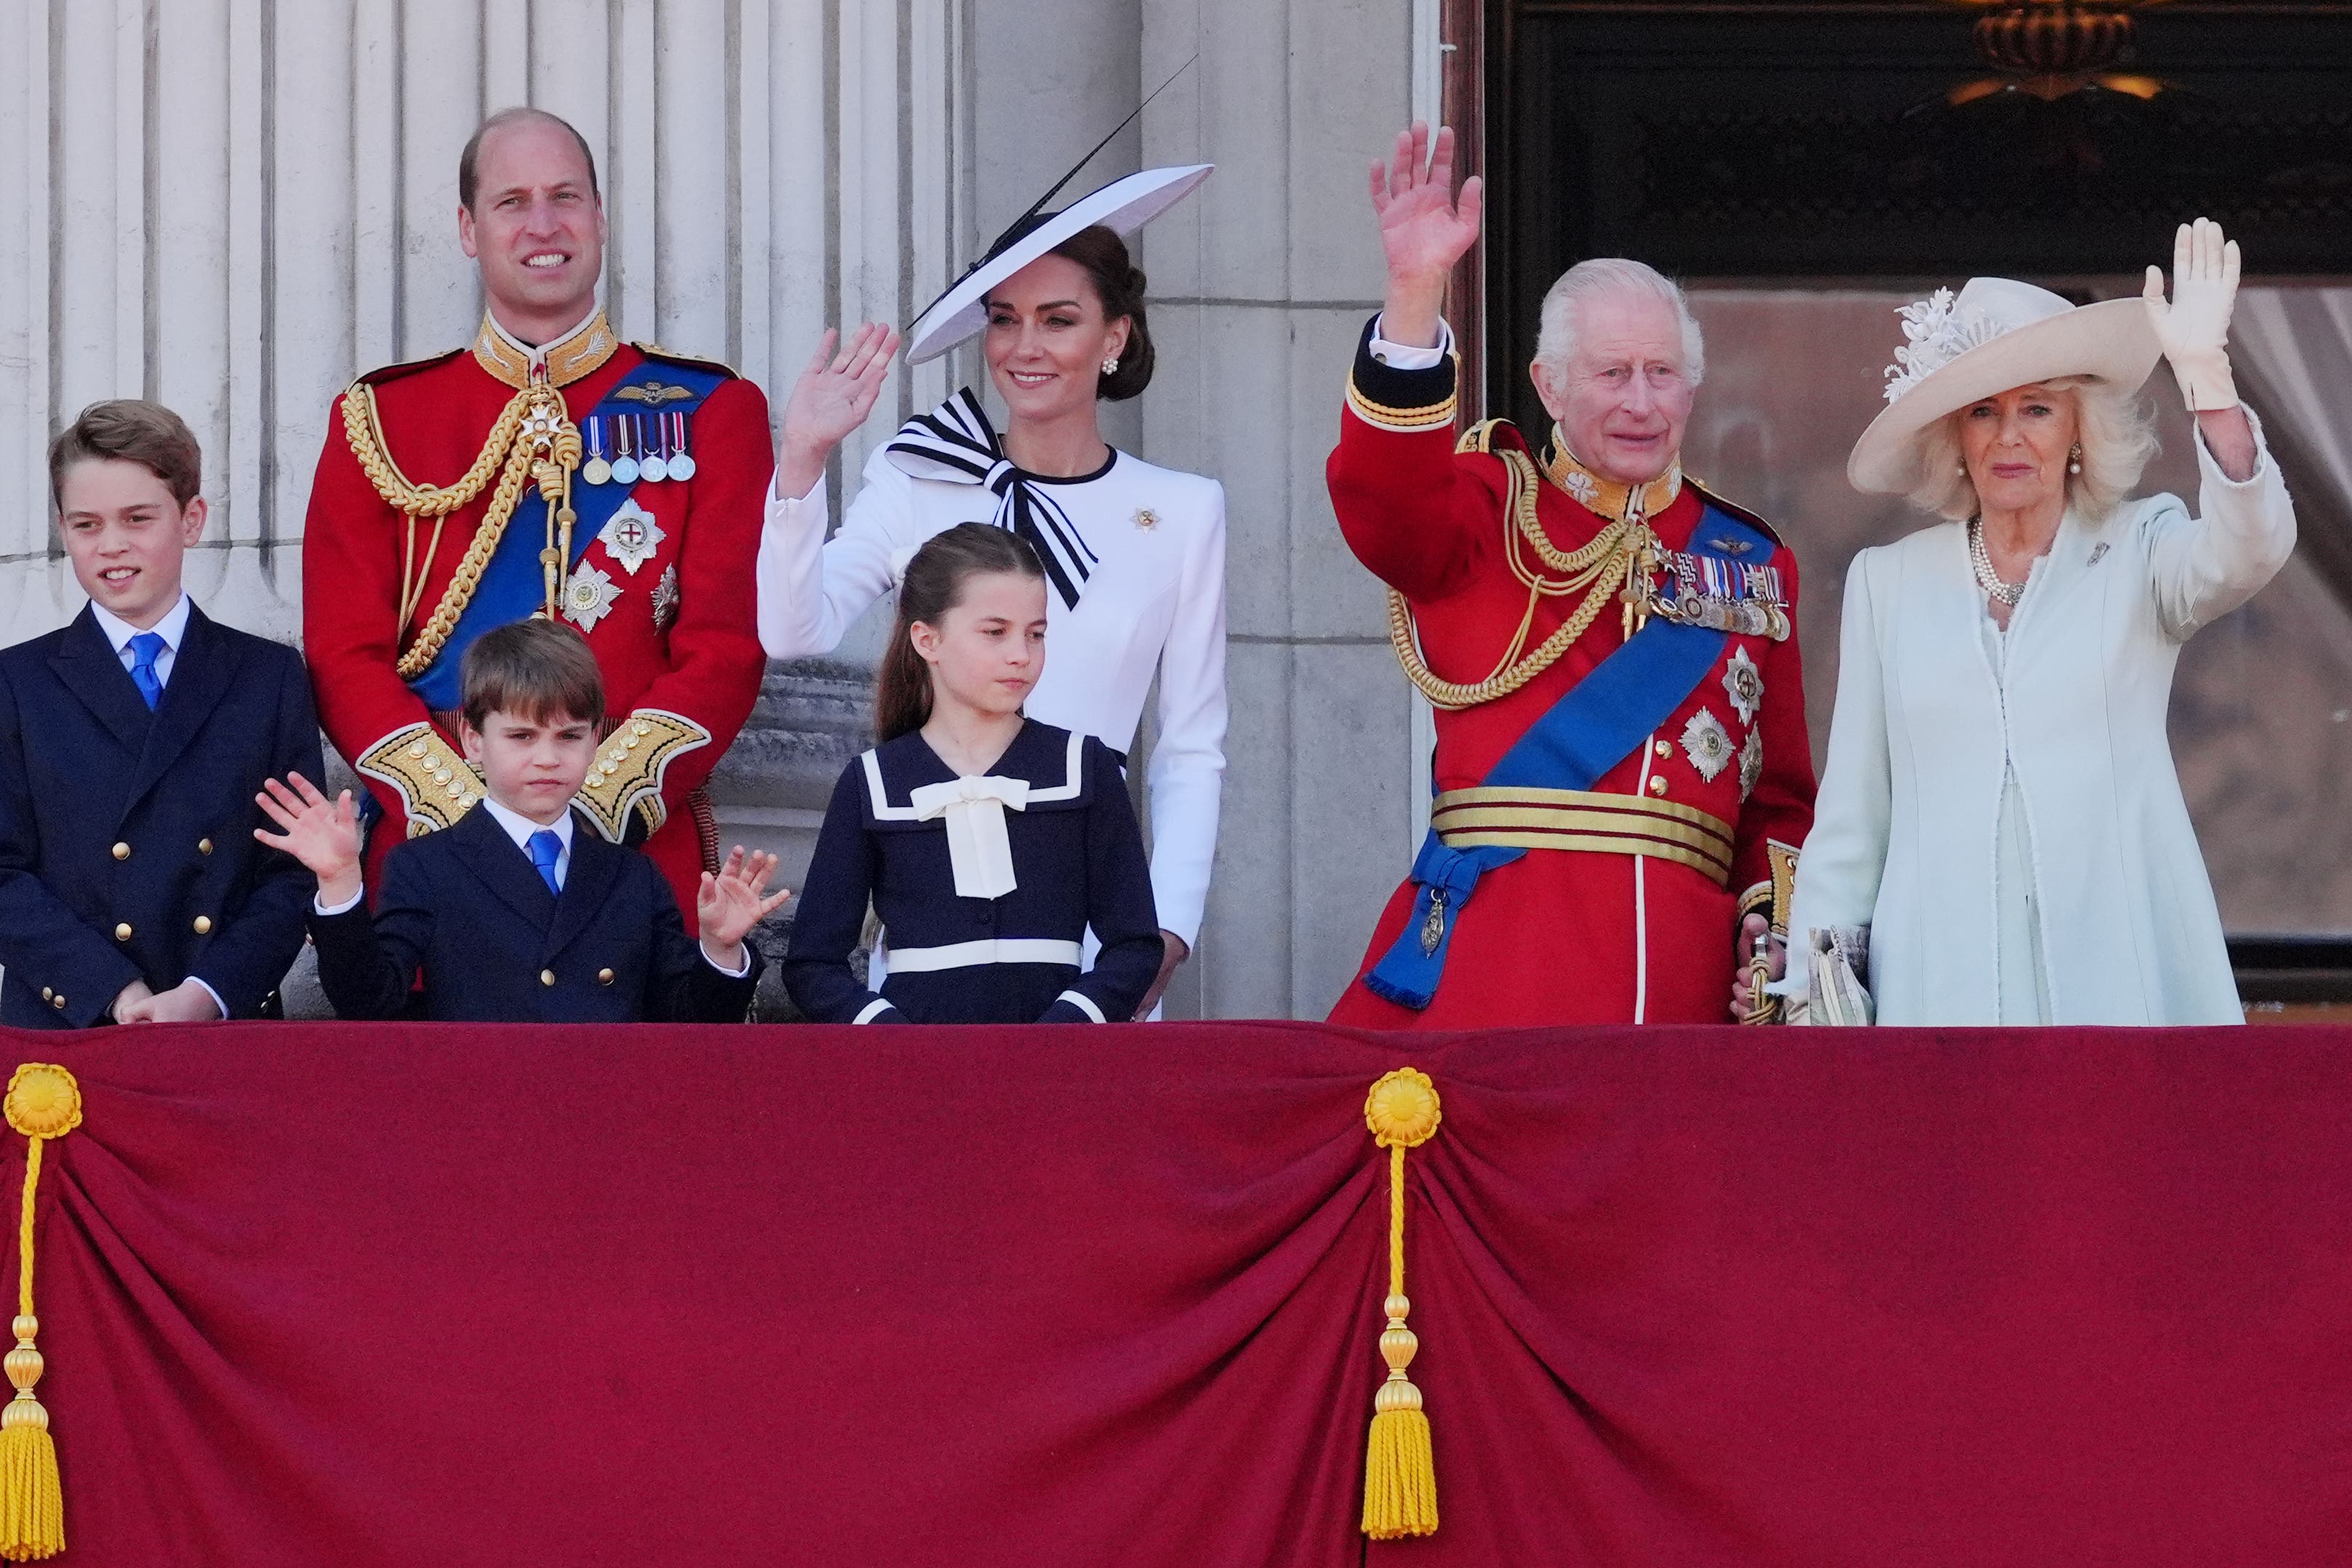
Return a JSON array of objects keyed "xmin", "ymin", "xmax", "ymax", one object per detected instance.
[
  {"xmin": 1722, "ymin": 645, "xmax": 1764, "ymax": 725},
  {"xmin": 597, "ymin": 498, "xmax": 666, "ymax": 575},
  {"xmin": 1739, "ymin": 724, "xmax": 1764, "ymax": 802},
  {"xmin": 562, "ymin": 562, "xmax": 623, "ymax": 633},
  {"xmin": 1680, "ymin": 707, "xmax": 1734, "ymax": 783}
]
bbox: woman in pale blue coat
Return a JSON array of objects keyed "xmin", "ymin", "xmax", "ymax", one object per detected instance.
[{"xmin": 1778, "ymin": 220, "xmax": 2295, "ymax": 1025}]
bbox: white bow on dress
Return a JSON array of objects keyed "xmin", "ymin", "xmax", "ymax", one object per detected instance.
[{"xmin": 907, "ymin": 774, "xmax": 1032, "ymax": 900}]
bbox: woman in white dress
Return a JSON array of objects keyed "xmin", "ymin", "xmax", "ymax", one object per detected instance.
[
  {"xmin": 757, "ymin": 166, "xmax": 1226, "ymax": 1017},
  {"xmin": 1771, "ymin": 219, "xmax": 2296, "ymax": 1025}
]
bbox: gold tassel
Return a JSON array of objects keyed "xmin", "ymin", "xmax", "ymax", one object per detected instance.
[
  {"xmin": 1360, "ymin": 1067, "xmax": 1442, "ymax": 1540},
  {"xmin": 0, "ymin": 1065, "xmax": 82, "ymax": 1563}
]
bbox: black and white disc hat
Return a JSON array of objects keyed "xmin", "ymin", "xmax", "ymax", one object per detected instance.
[{"xmin": 905, "ymin": 163, "xmax": 1214, "ymax": 365}]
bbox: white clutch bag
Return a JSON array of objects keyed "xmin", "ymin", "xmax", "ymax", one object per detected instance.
[{"xmin": 1792, "ymin": 925, "xmax": 1874, "ymax": 1027}]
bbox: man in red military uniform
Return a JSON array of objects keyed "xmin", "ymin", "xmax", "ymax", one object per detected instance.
[
  {"xmin": 303, "ymin": 108, "xmax": 770, "ymax": 928},
  {"xmin": 1327, "ymin": 123, "xmax": 1816, "ymax": 1029}
]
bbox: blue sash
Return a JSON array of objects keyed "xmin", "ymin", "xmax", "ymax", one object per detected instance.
[
  {"xmin": 1362, "ymin": 502, "xmax": 1774, "ymax": 1009},
  {"xmin": 404, "ymin": 360, "xmax": 728, "ymax": 711}
]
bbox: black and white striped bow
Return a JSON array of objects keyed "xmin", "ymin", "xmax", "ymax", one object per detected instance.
[{"xmin": 884, "ymin": 389, "xmax": 1100, "ymax": 610}]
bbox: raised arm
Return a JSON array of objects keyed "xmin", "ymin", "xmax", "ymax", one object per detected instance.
[
  {"xmin": 1328, "ymin": 122, "xmax": 1502, "ymax": 602},
  {"xmin": 2140, "ymin": 219, "xmax": 2296, "ymax": 637},
  {"xmin": 756, "ymin": 323, "xmax": 902, "ymax": 659}
]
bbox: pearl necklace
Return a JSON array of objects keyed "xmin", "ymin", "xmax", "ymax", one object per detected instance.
[{"xmin": 1968, "ymin": 519, "xmax": 2026, "ymax": 608}]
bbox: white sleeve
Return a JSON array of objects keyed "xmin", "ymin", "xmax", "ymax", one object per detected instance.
[
  {"xmin": 1367, "ymin": 315, "xmax": 1455, "ymax": 372},
  {"xmin": 1774, "ymin": 549, "xmax": 1894, "ymax": 1000},
  {"xmin": 314, "ymin": 884, "xmax": 365, "ymax": 917},
  {"xmin": 755, "ymin": 442, "xmax": 918, "ymax": 658},
  {"xmin": 2143, "ymin": 406, "xmax": 2298, "ymax": 642},
  {"xmin": 1141, "ymin": 481, "xmax": 1229, "ymax": 949}
]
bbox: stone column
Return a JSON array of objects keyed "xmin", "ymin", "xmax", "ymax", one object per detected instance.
[{"xmin": 1133, "ymin": 0, "xmax": 1420, "ymax": 1018}]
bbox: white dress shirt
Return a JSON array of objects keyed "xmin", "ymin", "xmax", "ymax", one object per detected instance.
[
  {"xmin": 1367, "ymin": 314, "xmax": 1453, "ymax": 372},
  {"xmin": 91, "ymin": 592, "xmax": 227, "ymax": 1017},
  {"xmin": 756, "ymin": 440, "xmax": 1229, "ymax": 947},
  {"xmin": 89, "ymin": 591, "xmax": 193, "ymax": 690}
]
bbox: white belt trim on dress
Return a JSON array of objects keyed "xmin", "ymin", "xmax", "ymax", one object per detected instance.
[{"xmin": 882, "ymin": 937, "xmax": 1085, "ymax": 974}]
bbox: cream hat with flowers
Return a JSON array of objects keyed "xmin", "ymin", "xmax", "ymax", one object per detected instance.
[{"xmin": 1846, "ymin": 278, "xmax": 2161, "ymax": 494}]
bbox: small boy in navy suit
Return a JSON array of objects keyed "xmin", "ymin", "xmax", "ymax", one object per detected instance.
[
  {"xmin": 0, "ymin": 400, "xmax": 321, "ymax": 1027},
  {"xmin": 258, "ymin": 618, "xmax": 787, "ymax": 1022}
]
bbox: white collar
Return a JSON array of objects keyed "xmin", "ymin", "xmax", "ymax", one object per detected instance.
[
  {"xmin": 484, "ymin": 304, "xmax": 604, "ymax": 371},
  {"xmin": 477, "ymin": 794, "xmax": 575, "ymax": 856},
  {"xmin": 89, "ymin": 592, "xmax": 193, "ymax": 656}
]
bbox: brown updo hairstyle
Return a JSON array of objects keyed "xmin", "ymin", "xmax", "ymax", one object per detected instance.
[
  {"xmin": 875, "ymin": 523, "xmax": 1048, "ymax": 743},
  {"xmin": 1050, "ymin": 225, "xmax": 1155, "ymax": 400}
]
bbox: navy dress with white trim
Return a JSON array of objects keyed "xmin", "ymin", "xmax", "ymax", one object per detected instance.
[{"xmin": 783, "ymin": 719, "xmax": 1162, "ymax": 1024}]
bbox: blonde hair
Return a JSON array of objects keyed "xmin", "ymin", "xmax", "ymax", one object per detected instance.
[{"xmin": 1904, "ymin": 376, "xmax": 2158, "ymax": 522}]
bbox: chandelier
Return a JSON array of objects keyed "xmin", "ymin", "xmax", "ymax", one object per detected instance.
[{"xmin": 1946, "ymin": 0, "xmax": 2168, "ymax": 103}]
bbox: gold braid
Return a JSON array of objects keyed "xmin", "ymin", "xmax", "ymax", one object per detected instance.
[
  {"xmin": 340, "ymin": 379, "xmax": 575, "ymax": 681},
  {"xmin": 1386, "ymin": 449, "xmax": 1650, "ymax": 711}
]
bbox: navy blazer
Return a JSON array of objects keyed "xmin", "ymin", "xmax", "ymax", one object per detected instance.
[
  {"xmin": 0, "ymin": 603, "xmax": 322, "ymax": 1027},
  {"xmin": 783, "ymin": 721, "xmax": 1161, "ymax": 1025},
  {"xmin": 310, "ymin": 803, "xmax": 759, "ymax": 1023}
]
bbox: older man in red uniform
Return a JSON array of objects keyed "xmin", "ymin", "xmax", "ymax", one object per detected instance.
[
  {"xmin": 302, "ymin": 108, "xmax": 770, "ymax": 926},
  {"xmin": 1328, "ymin": 124, "xmax": 1816, "ymax": 1029}
]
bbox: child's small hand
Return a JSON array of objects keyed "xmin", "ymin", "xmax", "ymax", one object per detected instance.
[
  {"xmin": 697, "ymin": 845, "xmax": 793, "ymax": 962},
  {"xmin": 254, "ymin": 772, "xmax": 364, "ymax": 906},
  {"xmin": 117, "ymin": 979, "xmax": 225, "ymax": 1025}
]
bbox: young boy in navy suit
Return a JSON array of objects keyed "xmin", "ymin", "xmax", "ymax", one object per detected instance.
[
  {"xmin": 0, "ymin": 400, "xmax": 321, "ymax": 1027},
  {"xmin": 258, "ymin": 618, "xmax": 787, "ymax": 1022}
]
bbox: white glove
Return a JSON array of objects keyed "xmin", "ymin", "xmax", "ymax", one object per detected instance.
[{"xmin": 2143, "ymin": 217, "xmax": 2240, "ymax": 412}]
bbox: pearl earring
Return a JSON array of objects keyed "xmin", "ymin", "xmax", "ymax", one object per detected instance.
[
  {"xmin": 2068, "ymin": 443, "xmax": 2082, "ymax": 475},
  {"xmin": 1957, "ymin": 463, "xmax": 1968, "ymax": 477},
  {"xmin": 1102, "ymin": 356, "xmax": 1120, "ymax": 376}
]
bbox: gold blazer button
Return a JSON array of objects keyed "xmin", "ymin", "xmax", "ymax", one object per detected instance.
[
  {"xmin": 114, "ymin": 923, "xmax": 132, "ymax": 941},
  {"xmin": 111, "ymin": 841, "xmax": 130, "ymax": 860},
  {"xmin": 51, "ymin": 994, "xmax": 65, "ymax": 1010},
  {"xmin": 1648, "ymin": 777, "xmax": 1669, "ymax": 796},
  {"xmin": 193, "ymin": 916, "xmax": 213, "ymax": 934},
  {"xmin": 198, "ymin": 837, "xmax": 214, "ymax": 855},
  {"xmin": 540, "ymin": 969, "xmax": 557, "ymax": 987},
  {"xmin": 597, "ymin": 968, "xmax": 615, "ymax": 985}
]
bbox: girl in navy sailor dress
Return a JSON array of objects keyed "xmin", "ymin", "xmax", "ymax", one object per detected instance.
[{"xmin": 783, "ymin": 524, "xmax": 1162, "ymax": 1025}]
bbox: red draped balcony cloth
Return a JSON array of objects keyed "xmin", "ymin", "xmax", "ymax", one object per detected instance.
[{"xmin": 7, "ymin": 1022, "xmax": 2350, "ymax": 1565}]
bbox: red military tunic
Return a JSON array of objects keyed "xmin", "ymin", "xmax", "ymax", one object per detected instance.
[
  {"xmin": 1327, "ymin": 322, "xmax": 1815, "ymax": 1027},
  {"xmin": 302, "ymin": 311, "xmax": 772, "ymax": 928}
]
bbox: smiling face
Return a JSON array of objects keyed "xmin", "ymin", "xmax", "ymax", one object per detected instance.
[
  {"xmin": 910, "ymin": 570, "xmax": 1049, "ymax": 722},
  {"xmin": 1529, "ymin": 288, "xmax": 1697, "ymax": 486},
  {"xmin": 1957, "ymin": 383, "xmax": 2079, "ymax": 520},
  {"xmin": 56, "ymin": 458, "xmax": 205, "ymax": 629},
  {"xmin": 460, "ymin": 707, "xmax": 598, "ymax": 826},
  {"xmin": 457, "ymin": 116, "xmax": 605, "ymax": 341},
  {"xmin": 982, "ymin": 254, "xmax": 1130, "ymax": 431}
]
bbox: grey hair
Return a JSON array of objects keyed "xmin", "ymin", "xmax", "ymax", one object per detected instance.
[
  {"xmin": 1906, "ymin": 376, "xmax": 2159, "ymax": 522},
  {"xmin": 1532, "ymin": 258, "xmax": 1707, "ymax": 387}
]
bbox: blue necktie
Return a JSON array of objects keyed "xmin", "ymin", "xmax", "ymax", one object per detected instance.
[
  {"xmin": 527, "ymin": 829, "xmax": 563, "ymax": 896},
  {"xmin": 126, "ymin": 632, "xmax": 167, "ymax": 711}
]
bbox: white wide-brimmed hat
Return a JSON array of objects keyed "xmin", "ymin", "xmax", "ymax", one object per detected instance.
[
  {"xmin": 904, "ymin": 164, "xmax": 1214, "ymax": 365},
  {"xmin": 1846, "ymin": 278, "xmax": 2162, "ymax": 494}
]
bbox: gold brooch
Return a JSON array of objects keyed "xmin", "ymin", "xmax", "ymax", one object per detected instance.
[{"xmin": 1133, "ymin": 507, "xmax": 1158, "ymax": 531}]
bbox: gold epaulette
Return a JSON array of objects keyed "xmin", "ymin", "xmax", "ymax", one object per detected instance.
[
  {"xmin": 355, "ymin": 722, "xmax": 482, "ymax": 835},
  {"xmin": 1455, "ymin": 418, "xmax": 1508, "ymax": 456},
  {"xmin": 573, "ymin": 709, "xmax": 713, "ymax": 844},
  {"xmin": 631, "ymin": 342, "xmax": 740, "ymax": 380}
]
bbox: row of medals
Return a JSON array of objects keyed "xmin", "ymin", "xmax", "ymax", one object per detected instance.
[{"xmin": 578, "ymin": 412, "xmax": 696, "ymax": 488}]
